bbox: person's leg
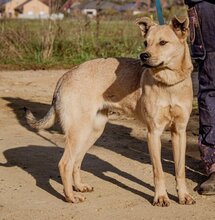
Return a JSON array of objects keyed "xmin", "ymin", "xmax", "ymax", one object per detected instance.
[
  {"xmin": 194, "ymin": 1, "xmax": 215, "ymax": 194},
  {"xmin": 198, "ymin": 53, "xmax": 215, "ymax": 175},
  {"xmin": 198, "ymin": 54, "xmax": 215, "ymax": 194}
]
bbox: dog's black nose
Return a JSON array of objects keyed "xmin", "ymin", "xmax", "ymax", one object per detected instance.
[{"xmin": 140, "ymin": 52, "xmax": 151, "ymax": 62}]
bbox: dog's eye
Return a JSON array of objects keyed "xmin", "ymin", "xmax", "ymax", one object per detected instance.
[
  {"xmin": 144, "ymin": 41, "xmax": 148, "ymax": 47},
  {"xmin": 159, "ymin": 40, "xmax": 168, "ymax": 46}
]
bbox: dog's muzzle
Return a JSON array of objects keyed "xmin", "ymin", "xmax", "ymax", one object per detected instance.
[
  {"xmin": 139, "ymin": 52, "xmax": 164, "ymax": 68},
  {"xmin": 139, "ymin": 52, "xmax": 151, "ymax": 62}
]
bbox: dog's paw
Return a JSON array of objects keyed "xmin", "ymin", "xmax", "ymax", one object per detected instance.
[
  {"xmin": 65, "ymin": 194, "xmax": 86, "ymax": 203},
  {"xmin": 153, "ymin": 195, "xmax": 170, "ymax": 207},
  {"xmin": 74, "ymin": 183, "xmax": 94, "ymax": 193},
  {"xmin": 179, "ymin": 194, "xmax": 196, "ymax": 205}
]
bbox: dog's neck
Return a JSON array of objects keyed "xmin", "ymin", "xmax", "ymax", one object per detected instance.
[{"xmin": 150, "ymin": 42, "xmax": 193, "ymax": 86}]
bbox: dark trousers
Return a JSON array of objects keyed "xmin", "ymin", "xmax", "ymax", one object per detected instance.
[{"xmin": 188, "ymin": 1, "xmax": 215, "ymax": 174}]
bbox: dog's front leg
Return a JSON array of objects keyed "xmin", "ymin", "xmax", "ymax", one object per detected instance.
[
  {"xmin": 171, "ymin": 124, "xmax": 196, "ymax": 205},
  {"xmin": 147, "ymin": 129, "xmax": 170, "ymax": 207}
]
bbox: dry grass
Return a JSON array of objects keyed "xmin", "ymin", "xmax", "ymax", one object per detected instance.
[{"xmin": 0, "ymin": 6, "xmax": 187, "ymax": 70}]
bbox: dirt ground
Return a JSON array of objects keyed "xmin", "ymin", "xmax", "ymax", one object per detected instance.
[{"xmin": 0, "ymin": 70, "xmax": 214, "ymax": 220}]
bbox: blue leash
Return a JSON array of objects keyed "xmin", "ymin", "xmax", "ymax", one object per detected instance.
[{"xmin": 155, "ymin": 0, "xmax": 165, "ymax": 25}]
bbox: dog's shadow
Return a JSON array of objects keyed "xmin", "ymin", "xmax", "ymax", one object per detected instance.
[
  {"xmin": 0, "ymin": 145, "xmax": 157, "ymax": 203},
  {"xmin": 1, "ymin": 97, "xmax": 206, "ymax": 203}
]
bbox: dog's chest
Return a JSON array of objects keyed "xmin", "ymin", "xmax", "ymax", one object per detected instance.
[{"xmin": 141, "ymin": 83, "xmax": 190, "ymax": 126}]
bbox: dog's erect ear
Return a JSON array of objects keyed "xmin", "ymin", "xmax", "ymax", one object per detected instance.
[
  {"xmin": 136, "ymin": 17, "xmax": 156, "ymax": 37},
  {"xmin": 171, "ymin": 16, "xmax": 189, "ymax": 41}
]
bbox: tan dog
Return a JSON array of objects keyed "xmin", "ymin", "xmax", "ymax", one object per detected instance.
[{"xmin": 25, "ymin": 16, "xmax": 195, "ymax": 206}]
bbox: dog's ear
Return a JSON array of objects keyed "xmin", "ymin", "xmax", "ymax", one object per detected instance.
[
  {"xmin": 136, "ymin": 17, "xmax": 156, "ymax": 37},
  {"xmin": 171, "ymin": 16, "xmax": 189, "ymax": 41}
]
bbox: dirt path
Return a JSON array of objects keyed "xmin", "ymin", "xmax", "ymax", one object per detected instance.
[{"xmin": 0, "ymin": 70, "xmax": 214, "ymax": 220}]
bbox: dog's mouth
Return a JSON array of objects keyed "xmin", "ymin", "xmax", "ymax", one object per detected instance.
[{"xmin": 141, "ymin": 62, "xmax": 164, "ymax": 68}]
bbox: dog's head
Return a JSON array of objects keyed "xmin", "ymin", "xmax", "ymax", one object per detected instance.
[{"xmin": 136, "ymin": 16, "xmax": 189, "ymax": 69}]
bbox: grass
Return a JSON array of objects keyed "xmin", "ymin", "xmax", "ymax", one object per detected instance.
[
  {"xmin": 0, "ymin": 6, "xmax": 187, "ymax": 70},
  {"xmin": 192, "ymin": 98, "xmax": 199, "ymax": 115},
  {"xmin": 0, "ymin": 18, "xmax": 144, "ymax": 69}
]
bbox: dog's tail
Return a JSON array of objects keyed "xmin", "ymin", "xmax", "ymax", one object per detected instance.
[
  {"xmin": 24, "ymin": 105, "xmax": 56, "ymax": 130},
  {"xmin": 24, "ymin": 72, "xmax": 67, "ymax": 130}
]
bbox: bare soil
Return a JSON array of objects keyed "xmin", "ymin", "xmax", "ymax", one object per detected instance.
[{"xmin": 0, "ymin": 70, "xmax": 214, "ymax": 220}]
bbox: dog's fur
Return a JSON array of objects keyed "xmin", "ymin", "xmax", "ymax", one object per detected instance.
[{"xmin": 25, "ymin": 17, "xmax": 195, "ymax": 206}]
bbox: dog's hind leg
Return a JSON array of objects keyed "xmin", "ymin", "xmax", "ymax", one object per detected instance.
[
  {"xmin": 58, "ymin": 129, "xmax": 88, "ymax": 203},
  {"xmin": 73, "ymin": 109, "xmax": 108, "ymax": 193},
  {"xmin": 58, "ymin": 108, "xmax": 108, "ymax": 203},
  {"xmin": 171, "ymin": 124, "xmax": 196, "ymax": 205}
]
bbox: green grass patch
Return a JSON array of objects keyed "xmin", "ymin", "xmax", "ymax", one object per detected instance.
[
  {"xmin": 0, "ymin": 19, "xmax": 144, "ymax": 69},
  {"xmin": 0, "ymin": 7, "xmax": 187, "ymax": 70}
]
